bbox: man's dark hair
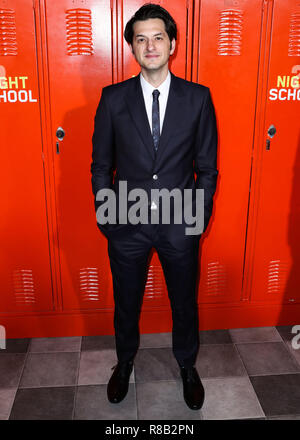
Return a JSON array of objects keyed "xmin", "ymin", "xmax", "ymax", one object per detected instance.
[{"xmin": 124, "ymin": 3, "xmax": 177, "ymax": 45}]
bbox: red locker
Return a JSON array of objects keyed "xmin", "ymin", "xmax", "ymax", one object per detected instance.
[
  {"xmin": 119, "ymin": 0, "xmax": 192, "ymax": 79},
  {"xmin": 118, "ymin": 0, "xmax": 194, "ymax": 314},
  {"xmin": 42, "ymin": 0, "xmax": 114, "ymax": 311},
  {"xmin": 244, "ymin": 0, "xmax": 300, "ymax": 307},
  {"xmin": 193, "ymin": 0, "xmax": 264, "ymax": 306},
  {"xmin": 0, "ymin": 0, "xmax": 53, "ymax": 313}
]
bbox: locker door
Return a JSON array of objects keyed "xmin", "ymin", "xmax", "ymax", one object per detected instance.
[
  {"xmin": 244, "ymin": 0, "xmax": 300, "ymax": 305},
  {"xmin": 120, "ymin": 0, "xmax": 191, "ymax": 80},
  {"xmin": 194, "ymin": 0, "xmax": 264, "ymax": 303},
  {"xmin": 119, "ymin": 0, "xmax": 193, "ymax": 312},
  {"xmin": 43, "ymin": 0, "xmax": 113, "ymax": 310},
  {"xmin": 0, "ymin": 1, "xmax": 53, "ymax": 312}
]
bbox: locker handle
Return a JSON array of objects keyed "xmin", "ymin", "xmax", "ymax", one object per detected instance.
[
  {"xmin": 266, "ymin": 124, "xmax": 276, "ymax": 150},
  {"xmin": 267, "ymin": 125, "xmax": 276, "ymax": 138},
  {"xmin": 56, "ymin": 127, "xmax": 65, "ymax": 154},
  {"xmin": 56, "ymin": 127, "xmax": 65, "ymax": 140}
]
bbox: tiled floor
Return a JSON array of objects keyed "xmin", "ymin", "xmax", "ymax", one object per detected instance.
[{"xmin": 0, "ymin": 325, "xmax": 300, "ymax": 420}]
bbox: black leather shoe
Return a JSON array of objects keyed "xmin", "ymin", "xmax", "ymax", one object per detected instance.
[
  {"xmin": 180, "ymin": 366, "xmax": 205, "ymax": 410},
  {"xmin": 107, "ymin": 361, "xmax": 134, "ymax": 403}
]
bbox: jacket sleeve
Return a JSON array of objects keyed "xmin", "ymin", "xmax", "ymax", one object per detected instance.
[
  {"xmin": 91, "ymin": 87, "xmax": 115, "ymax": 237},
  {"xmin": 194, "ymin": 87, "xmax": 218, "ymax": 233}
]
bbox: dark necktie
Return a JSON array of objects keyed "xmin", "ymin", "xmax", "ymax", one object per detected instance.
[{"xmin": 152, "ymin": 89, "xmax": 160, "ymax": 152}]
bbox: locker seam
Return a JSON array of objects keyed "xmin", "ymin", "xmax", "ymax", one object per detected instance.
[
  {"xmin": 185, "ymin": 3, "xmax": 188, "ymax": 80},
  {"xmin": 240, "ymin": 0, "xmax": 267, "ymax": 301},
  {"xmin": 38, "ymin": 0, "xmax": 65, "ymax": 312},
  {"xmin": 32, "ymin": 0, "xmax": 57, "ymax": 312},
  {"xmin": 241, "ymin": 0, "xmax": 275, "ymax": 303},
  {"xmin": 196, "ymin": 0, "xmax": 201, "ymax": 82}
]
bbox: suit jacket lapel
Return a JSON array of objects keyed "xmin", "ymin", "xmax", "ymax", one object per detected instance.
[
  {"xmin": 125, "ymin": 73, "xmax": 155, "ymax": 160},
  {"xmin": 125, "ymin": 71, "xmax": 185, "ymax": 162},
  {"xmin": 156, "ymin": 72, "xmax": 185, "ymax": 163}
]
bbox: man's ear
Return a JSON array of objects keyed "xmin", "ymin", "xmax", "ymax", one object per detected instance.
[
  {"xmin": 170, "ymin": 38, "xmax": 176, "ymax": 55},
  {"xmin": 129, "ymin": 44, "xmax": 135, "ymax": 55}
]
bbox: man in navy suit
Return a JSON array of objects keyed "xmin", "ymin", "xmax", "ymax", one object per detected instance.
[{"xmin": 91, "ymin": 3, "xmax": 218, "ymax": 410}]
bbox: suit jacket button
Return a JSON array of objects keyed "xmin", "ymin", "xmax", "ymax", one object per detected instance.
[{"xmin": 153, "ymin": 174, "xmax": 158, "ymax": 180}]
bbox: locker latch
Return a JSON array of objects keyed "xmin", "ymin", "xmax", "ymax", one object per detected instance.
[
  {"xmin": 266, "ymin": 124, "xmax": 276, "ymax": 150},
  {"xmin": 56, "ymin": 127, "xmax": 65, "ymax": 154}
]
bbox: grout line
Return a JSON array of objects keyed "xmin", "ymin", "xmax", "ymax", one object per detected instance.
[
  {"xmin": 71, "ymin": 336, "xmax": 83, "ymax": 420},
  {"xmin": 248, "ymin": 371, "xmax": 300, "ymax": 377},
  {"xmin": 266, "ymin": 413, "xmax": 300, "ymax": 419}
]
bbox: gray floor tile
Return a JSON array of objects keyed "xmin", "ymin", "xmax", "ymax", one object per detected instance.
[
  {"xmin": 3, "ymin": 329, "xmax": 300, "ymax": 420},
  {"xmin": 250, "ymin": 374, "xmax": 300, "ymax": 417},
  {"xmin": 0, "ymin": 388, "xmax": 17, "ymax": 420},
  {"xmin": 134, "ymin": 348, "xmax": 180, "ymax": 383},
  {"xmin": 74, "ymin": 384, "xmax": 137, "ymax": 420},
  {"xmin": 235, "ymin": 342, "xmax": 300, "ymax": 376},
  {"xmin": 0, "ymin": 338, "xmax": 30, "ymax": 354},
  {"xmin": 229, "ymin": 327, "xmax": 282, "ymax": 343},
  {"xmin": 0, "ymin": 354, "xmax": 26, "ymax": 387},
  {"xmin": 81, "ymin": 335, "xmax": 115, "ymax": 351},
  {"xmin": 195, "ymin": 344, "xmax": 247, "ymax": 378},
  {"xmin": 9, "ymin": 386, "xmax": 75, "ymax": 420},
  {"xmin": 139, "ymin": 332, "xmax": 172, "ymax": 348},
  {"xmin": 19, "ymin": 352, "xmax": 80, "ymax": 388},
  {"xmin": 78, "ymin": 349, "xmax": 134, "ymax": 385},
  {"xmin": 29, "ymin": 337, "xmax": 81, "ymax": 352},
  {"xmin": 199, "ymin": 329, "xmax": 232, "ymax": 345},
  {"xmin": 136, "ymin": 381, "xmax": 202, "ymax": 420},
  {"xmin": 201, "ymin": 377, "xmax": 265, "ymax": 420}
]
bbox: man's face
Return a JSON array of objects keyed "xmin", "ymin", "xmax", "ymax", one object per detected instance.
[{"xmin": 129, "ymin": 18, "xmax": 175, "ymax": 72}]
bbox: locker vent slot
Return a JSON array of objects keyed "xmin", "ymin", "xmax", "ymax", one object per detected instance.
[
  {"xmin": 144, "ymin": 264, "xmax": 165, "ymax": 300},
  {"xmin": 267, "ymin": 260, "xmax": 289, "ymax": 295},
  {"xmin": 205, "ymin": 261, "xmax": 227, "ymax": 296},
  {"xmin": 80, "ymin": 267, "xmax": 100, "ymax": 301},
  {"xmin": 218, "ymin": 9, "xmax": 243, "ymax": 56},
  {"xmin": 13, "ymin": 269, "xmax": 36, "ymax": 304},
  {"xmin": 0, "ymin": 9, "xmax": 17, "ymax": 56},
  {"xmin": 65, "ymin": 8, "xmax": 93, "ymax": 56},
  {"xmin": 288, "ymin": 12, "xmax": 300, "ymax": 56}
]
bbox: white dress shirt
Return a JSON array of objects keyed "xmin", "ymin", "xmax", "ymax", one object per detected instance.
[{"xmin": 140, "ymin": 70, "xmax": 171, "ymax": 135}]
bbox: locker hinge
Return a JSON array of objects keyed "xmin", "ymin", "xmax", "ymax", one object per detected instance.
[{"xmin": 41, "ymin": 152, "xmax": 45, "ymax": 162}]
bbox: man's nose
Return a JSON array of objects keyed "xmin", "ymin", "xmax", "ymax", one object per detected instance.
[{"xmin": 146, "ymin": 39, "xmax": 155, "ymax": 51}]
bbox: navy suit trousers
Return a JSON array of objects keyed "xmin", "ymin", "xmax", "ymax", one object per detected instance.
[{"xmin": 107, "ymin": 223, "xmax": 200, "ymax": 367}]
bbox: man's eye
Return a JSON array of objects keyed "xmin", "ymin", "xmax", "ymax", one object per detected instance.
[{"xmin": 137, "ymin": 39, "xmax": 144, "ymax": 43}]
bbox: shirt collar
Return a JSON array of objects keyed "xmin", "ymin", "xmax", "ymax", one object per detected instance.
[{"xmin": 140, "ymin": 70, "xmax": 171, "ymax": 98}]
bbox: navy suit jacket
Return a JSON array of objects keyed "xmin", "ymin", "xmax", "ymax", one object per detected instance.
[{"xmin": 91, "ymin": 71, "xmax": 218, "ymax": 239}]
